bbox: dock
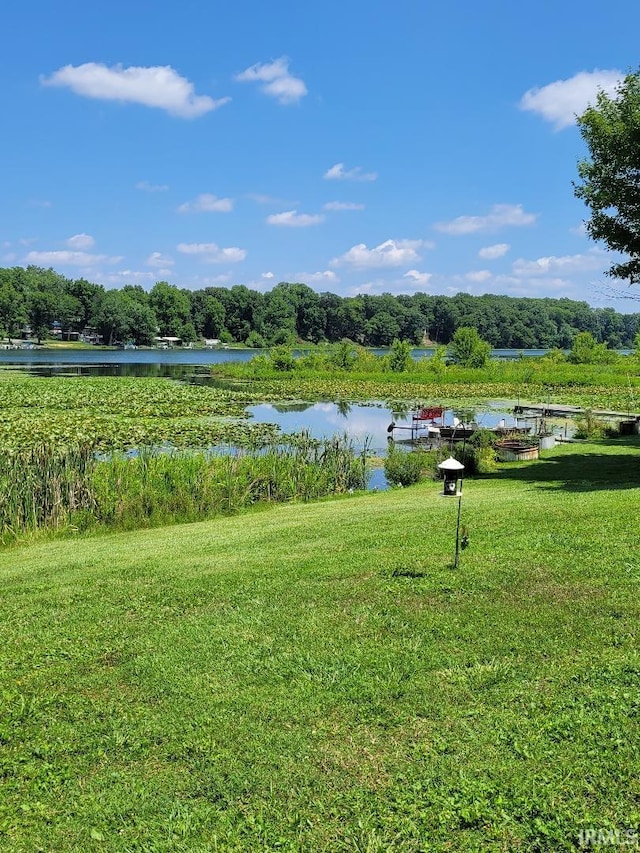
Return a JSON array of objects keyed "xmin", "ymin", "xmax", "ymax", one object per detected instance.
[{"xmin": 514, "ymin": 403, "xmax": 640, "ymax": 421}]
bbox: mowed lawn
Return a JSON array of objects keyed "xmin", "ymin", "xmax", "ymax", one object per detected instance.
[{"xmin": 1, "ymin": 441, "xmax": 639, "ymax": 851}]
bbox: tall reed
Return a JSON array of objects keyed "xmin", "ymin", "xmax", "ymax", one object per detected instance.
[
  {"xmin": 0, "ymin": 445, "xmax": 96, "ymax": 542},
  {"xmin": 0, "ymin": 434, "xmax": 368, "ymax": 543}
]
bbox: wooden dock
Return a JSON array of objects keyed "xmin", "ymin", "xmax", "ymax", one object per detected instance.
[{"xmin": 514, "ymin": 403, "xmax": 640, "ymax": 421}]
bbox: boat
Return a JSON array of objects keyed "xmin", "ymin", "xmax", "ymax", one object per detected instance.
[{"xmin": 438, "ymin": 423, "xmax": 478, "ymax": 440}]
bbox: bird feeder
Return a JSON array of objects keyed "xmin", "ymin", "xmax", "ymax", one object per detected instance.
[{"xmin": 437, "ymin": 456, "xmax": 465, "ymax": 497}]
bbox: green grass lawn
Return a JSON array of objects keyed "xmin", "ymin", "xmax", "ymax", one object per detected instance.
[{"xmin": 1, "ymin": 441, "xmax": 639, "ymax": 851}]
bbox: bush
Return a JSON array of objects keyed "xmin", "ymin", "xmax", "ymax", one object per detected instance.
[
  {"xmin": 384, "ymin": 447, "xmax": 426, "ymax": 486},
  {"xmin": 568, "ymin": 332, "xmax": 618, "ymax": 365},
  {"xmin": 329, "ymin": 339, "xmax": 359, "ymax": 371},
  {"xmin": 245, "ymin": 331, "xmax": 266, "ymax": 348},
  {"xmin": 448, "ymin": 327, "xmax": 492, "ymax": 368},
  {"xmin": 269, "ymin": 346, "xmax": 296, "ymax": 371},
  {"xmin": 387, "ymin": 339, "xmax": 413, "ymax": 372},
  {"xmin": 423, "ymin": 345, "xmax": 448, "ymax": 376},
  {"xmin": 574, "ymin": 409, "xmax": 607, "ymax": 439}
]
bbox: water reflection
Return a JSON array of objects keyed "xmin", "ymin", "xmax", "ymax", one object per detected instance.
[
  {"xmin": 246, "ymin": 401, "xmax": 525, "ymax": 456},
  {"xmin": 10, "ymin": 362, "xmax": 213, "ymax": 380}
]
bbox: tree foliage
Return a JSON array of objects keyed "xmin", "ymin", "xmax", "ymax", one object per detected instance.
[
  {"xmin": 387, "ymin": 339, "xmax": 413, "ymax": 372},
  {"xmin": 567, "ymin": 331, "xmax": 618, "ymax": 365},
  {"xmin": 448, "ymin": 327, "xmax": 491, "ymax": 368},
  {"xmin": 0, "ymin": 266, "xmax": 639, "ymax": 349},
  {"xmin": 574, "ymin": 70, "xmax": 640, "ymax": 282}
]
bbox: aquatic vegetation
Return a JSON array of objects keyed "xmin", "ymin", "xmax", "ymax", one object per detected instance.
[
  {"xmin": 0, "ymin": 374, "xmax": 278, "ymax": 451},
  {"xmin": 0, "ymin": 434, "xmax": 367, "ymax": 543}
]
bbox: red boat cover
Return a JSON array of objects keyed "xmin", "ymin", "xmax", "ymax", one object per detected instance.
[{"xmin": 414, "ymin": 407, "xmax": 445, "ymax": 421}]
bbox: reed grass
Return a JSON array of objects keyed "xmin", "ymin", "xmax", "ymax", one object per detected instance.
[
  {"xmin": 0, "ymin": 445, "xmax": 96, "ymax": 542},
  {"xmin": 0, "ymin": 434, "xmax": 368, "ymax": 544}
]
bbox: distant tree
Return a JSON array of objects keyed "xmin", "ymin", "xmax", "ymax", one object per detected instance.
[
  {"xmin": 448, "ymin": 327, "xmax": 491, "ymax": 368},
  {"xmin": 66, "ymin": 278, "xmax": 104, "ymax": 330},
  {"xmin": 260, "ymin": 290, "xmax": 297, "ymax": 344},
  {"xmin": 245, "ymin": 330, "xmax": 266, "ymax": 348},
  {"xmin": 272, "ymin": 282, "xmax": 326, "ymax": 342},
  {"xmin": 338, "ymin": 298, "xmax": 366, "ymax": 343},
  {"xmin": 149, "ymin": 281, "xmax": 190, "ymax": 336},
  {"xmin": 93, "ymin": 291, "xmax": 130, "ymax": 346},
  {"xmin": 574, "ymin": 70, "xmax": 640, "ymax": 284},
  {"xmin": 29, "ymin": 290, "xmax": 59, "ymax": 342},
  {"xmin": 93, "ymin": 290, "xmax": 157, "ymax": 346},
  {"xmin": 180, "ymin": 321, "xmax": 197, "ymax": 344},
  {"xmin": 0, "ymin": 277, "xmax": 28, "ymax": 339},
  {"xmin": 364, "ymin": 311, "xmax": 400, "ymax": 346}
]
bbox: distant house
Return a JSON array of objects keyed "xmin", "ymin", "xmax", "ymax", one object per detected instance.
[
  {"xmin": 155, "ymin": 336, "xmax": 182, "ymax": 348},
  {"xmin": 204, "ymin": 339, "xmax": 221, "ymax": 348},
  {"xmin": 81, "ymin": 329, "xmax": 103, "ymax": 345}
]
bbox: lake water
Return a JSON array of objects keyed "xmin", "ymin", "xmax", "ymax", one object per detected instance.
[
  {"xmin": 0, "ymin": 347, "xmax": 538, "ymax": 449},
  {"xmin": 246, "ymin": 401, "xmax": 531, "ymax": 454},
  {"xmin": 0, "ymin": 346, "xmax": 555, "ymax": 374},
  {"xmin": 1, "ymin": 348, "xmax": 539, "ymax": 491}
]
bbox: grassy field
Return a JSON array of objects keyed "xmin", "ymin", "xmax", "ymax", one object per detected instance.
[{"xmin": 1, "ymin": 440, "xmax": 639, "ymax": 851}]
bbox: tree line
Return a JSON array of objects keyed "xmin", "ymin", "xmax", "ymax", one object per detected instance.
[{"xmin": 1, "ymin": 265, "xmax": 639, "ymax": 349}]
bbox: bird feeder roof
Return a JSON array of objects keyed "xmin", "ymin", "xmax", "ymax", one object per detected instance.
[{"xmin": 437, "ymin": 456, "xmax": 465, "ymax": 472}]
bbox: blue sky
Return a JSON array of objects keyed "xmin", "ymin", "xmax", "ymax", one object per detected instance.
[{"xmin": 2, "ymin": 0, "xmax": 640, "ymax": 310}]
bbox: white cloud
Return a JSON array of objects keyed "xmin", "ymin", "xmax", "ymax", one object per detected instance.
[
  {"xmin": 136, "ymin": 181, "xmax": 169, "ymax": 192},
  {"xmin": 349, "ymin": 276, "xmax": 427, "ymax": 296},
  {"xmin": 178, "ymin": 193, "xmax": 233, "ymax": 213},
  {"xmin": 246, "ymin": 193, "xmax": 299, "ymax": 206},
  {"xmin": 236, "ymin": 57, "xmax": 307, "ymax": 105},
  {"xmin": 404, "ymin": 269, "xmax": 432, "ymax": 286},
  {"xmin": 25, "ymin": 250, "xmax": 121, "ymax": 266},
  {"xmin": 322, "ymin": 201, "xmax": 365, "ymax": 211},
  {"xmin": 519, "ymin": 69, "xmax": 622, "ymax": 130},
  {"xmin": 332, "ymin": 239, "xmax": 429, "ymax": 269},
  {"xmin": 465, "ymin": 270, "xmax": 492, "ymax": 283},
  {"xmin": 436, "ymin": 204, "xmax": 537, "ymax": 235},
  {"xmin": 261, "ymin": 271, "xmax": 275, "ymax": 279},
  {"xmin": 296, "ymin": 270, "xmax": 340, "ymax": 285},
  {"xmin": 146, "ymin": 252, "xmax": 174, "ymax": 268},
  {"xmin": 323, "ymin": 163, "xmax": 377, "ymax": 182},
  {"xmin": 41, "ymin": 62, "xmax": 230, "ymax": 119},
  {"xmin": 512, "ymin": 252, "xmax": 605, "ymax": 277},
  {"xmin": 176, "ymin": 242, "xmax": 246, "ymax": 263},
  {"xmin": 478, "ymin": 242, "xmax": 509, "ymax": 260},
  {"xmin": 266, "ymin": 210, "xmax": 324, "ymax": 227},
  {"xmin": 101, "ymin": 269, "xmax": 157, "ymax": 284},
  {"xmin": 191, "ymin": 274, "xmax": 232, "ymax": 286},
  {"xmin": 66, "ymin": 233, "xmax": 95, "ymax": 250}
]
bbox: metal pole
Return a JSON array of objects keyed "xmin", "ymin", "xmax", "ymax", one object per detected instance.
[{"xmin": 454, "ymin": 434, "xmax": 467, "ymax": 568}]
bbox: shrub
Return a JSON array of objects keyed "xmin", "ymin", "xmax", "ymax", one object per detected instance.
[
  {"xmin": 574, "ymin": 409, "xmax": 607, "ymax": 439},
  {"xmin": 568, "ymin": 332, "xmax": 618, "ymax": 365},
  {"xmin": 384, "ymin": 446, "xmax": 426, "ymax": 486},
  {"xmin": 245, "ymin": 331, "xmax": 267, "ymax": 348},
  {"xmin": 387, "ymin": 339, "xmax": 413, "ymax": 372},
  {"xmin": 424, "ymin": 345, "xmax": 448, "ymax": 375},
  {"xmin": 448, "ymin": 327, "xmax": 492, "ymax": 368},
  {"xmin": 329, "ymin": 339, "xmax": 359, "ymax": 371},
  {"xmin": 269, "ymin": 346, "xmax": 296, "ymax": 371}
]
